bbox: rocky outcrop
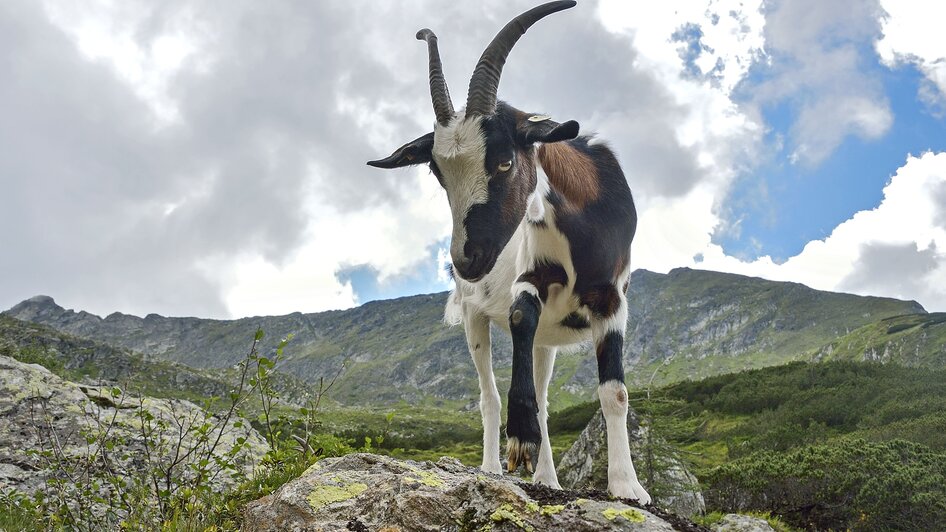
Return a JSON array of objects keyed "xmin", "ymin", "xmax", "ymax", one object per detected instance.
[
  {"xmin": 0, "ymin": 354, "xmax": 266, "ymax": 495},
  {"xmin": 244, "ymin": 453, "xmax": 707, "ymax": 531},
  {"xmin": 709, "ymin": 514, "xmax": 775, "ymax": 532},
  {"xmin": 557, "ymin": 409, "xmax": 705, "ymax": 518}
]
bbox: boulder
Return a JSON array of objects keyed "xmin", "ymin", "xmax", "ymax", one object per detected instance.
[
  {"xmin": 0, "ymin": 354, "xmax": 266, "ymax": 495},
  {"xmin": 710, "ymin": 514, "xmax": 775, "ymax": 532},
  {"xmin": 244, "ymin": 453, "xmax": 707, "ymax": 531},
  {"xmin": 557, "ymin": 409, "xmax": 705, "ymax": 517}
]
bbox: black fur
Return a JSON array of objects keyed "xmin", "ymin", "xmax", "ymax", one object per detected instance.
[
  {"xmin": 506, "ymin": 292, "xmax": 541, "ymax": 448},
  {"xmin": 595, "ymin": 331, "xmax": 626, "ymax": 384},
  {"xmin": 516, "ymin": 261, "xmax": 568, "ymax": 302},
  {"xmin": 560, "ymin": 312, "xmax": 590, "ymax": 330},
  {"xmin": 546, "ymin": 137, "xmax": 636, "ymax": 318}
]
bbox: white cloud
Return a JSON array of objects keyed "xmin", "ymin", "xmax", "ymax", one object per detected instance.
[
  {"xmin": 750, "ymin": 0, "xmax": 892, "ymax": 167},
  {"xmin": 694, "ymin": 152, "xmax": 946, "ymax": 310},
  {"xmin": 876, "ymin": 0, "xmax": 946, "ymax": 114},
  {"xmin": 6, "ymin": 0, "xmax": 943, "ymax": 319},
  {"xmin": 219, "ymin": 167, "xmax": 451, "ymax": 317}
]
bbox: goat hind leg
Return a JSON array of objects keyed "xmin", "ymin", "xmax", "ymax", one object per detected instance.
[{"xmin": 532, "ymin": 345, "xmax": 561, "ymax": 488}]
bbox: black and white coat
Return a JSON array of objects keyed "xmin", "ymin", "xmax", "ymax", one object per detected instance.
[{"xmin": 368, "ymin": 1, "xmax": 650, "ymax": 503}]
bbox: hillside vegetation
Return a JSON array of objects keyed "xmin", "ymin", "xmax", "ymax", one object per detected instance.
[
  {"xmin": 553, "ymin": 361, "xmax": 946, "ymax": 530},
  {"xmin": 4, "ymin": 269, "xmax": 925, "ymax": 410},
  {"xmin": 813, "ymin": 311, "xmax": 946, "ymax": 367}
]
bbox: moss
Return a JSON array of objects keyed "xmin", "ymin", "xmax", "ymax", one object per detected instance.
[
  {"xmin": 525, "ymin": 501, "xmax": 539, "ymax": 513},
  {"xmin": 540, "ymin": 504, "xmax": 565, "ymax": 516},
  {"xmin": 602, "ymin": 507, "xmax": 645, "ymax": 523},
  {"xmin": 306, "ymin": 482, "xmax": 367, "ymax": 510},
  {"xmin": 489, "ymin": 503, "xmax": 533, "ymax": 531}
]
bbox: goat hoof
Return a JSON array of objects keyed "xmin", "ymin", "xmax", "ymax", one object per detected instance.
[
  {"xmin": 505, "ymin": 396, "xmax": 541, "ymax": 473},
  {"xmin": 610, "ymin": 479, "xmax": 652, "ymax": 505},
  {"xmin": 506, "ymin": 437, "xmax": 538, "ymax": 474}
]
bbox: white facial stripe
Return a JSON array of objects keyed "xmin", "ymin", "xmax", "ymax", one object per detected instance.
[{"xmin": 433, "ymin": 116, "xmax": 490, "ymax": 261}]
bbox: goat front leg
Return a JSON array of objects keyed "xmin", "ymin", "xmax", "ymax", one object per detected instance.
[
  {"xmin": 591, "ymin": 285, "xmax": 651, "ymax": 504},
  {"xmin": 532, "ymin": 345, "xmax": 561, "ymax": 488},
  {"xmin": 506, "ymin": 291, "xmax": 542, "ymax": 473},
  {"xmin": 463, "ymin": 311, "xmax": 502, "ymax": 475}
]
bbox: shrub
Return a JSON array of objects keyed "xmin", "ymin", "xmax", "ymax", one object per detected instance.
[{"xmin": 704, "ymin": 438, "xmax": 946, "ymax": 531}]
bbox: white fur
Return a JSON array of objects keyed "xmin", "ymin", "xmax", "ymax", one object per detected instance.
[
  {"xmin": 432, "ymin": 116, "xmax": 490, "ymax": 263},
  {"xmin": 532, "ymin": 346, "xmax": 561, "ymax": 488},
  {"xmin": 525, "ymin": 165, "xmax": 549, "ymax": 222},
  {"xmin": 598, "ymin": 380, "xmax": 651, "ymax": 503},
  {"xmin": 463, "ymin": 311, "xmax": 503, "ymax": 474}
]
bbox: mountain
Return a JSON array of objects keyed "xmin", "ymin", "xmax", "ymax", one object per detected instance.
[
  {"xmin": 4, "ymin": 269, "xmax": 926, "ymax": 408},
  {"xmin": 812, "ymin": 312, "xmax": 946, "ymax": 367},
  {"xmin": 0, "ymin": 313, "xmax": 236, "ymax": 402}
]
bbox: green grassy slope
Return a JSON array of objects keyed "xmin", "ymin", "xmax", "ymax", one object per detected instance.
[{"xmin": 811, "ymin": 312, "xmax": 946, "ymax": 367}]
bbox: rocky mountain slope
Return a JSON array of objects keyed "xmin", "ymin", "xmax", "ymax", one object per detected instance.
[
  {"xmin": 0, "ymin": 314, "xmax": 237, "ymax": 401},
  {"xmin": 5, "ymin": 268, "xmax": 925, "ymax": 408}
]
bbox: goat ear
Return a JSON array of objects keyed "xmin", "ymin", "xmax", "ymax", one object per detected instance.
[
  {"xmin": 367, "ymin": 132, "xmax": 434, "ymax": 169},
  {"xmin": 518, "ymin": 117, "xmax": 580, "ymax": 145}
]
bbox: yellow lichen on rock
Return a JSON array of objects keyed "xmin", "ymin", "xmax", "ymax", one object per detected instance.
[
  {"xmin": 307, "ymin": 483, "xmax": 367, "ymax": 510},
  {"xmin": 540, "ymin": 504, "xmax": 565, "ymax": 516},
  {"xmin": 404, "ymin": 469, "xmax": 444, "ymax": 487},
  {"xmin": 489, "ymin": 503, "xmax": 534, "ymax": 531},
  {"xmin": 602, "ymin": 507, "xmax": 646, "ymax": 523}
]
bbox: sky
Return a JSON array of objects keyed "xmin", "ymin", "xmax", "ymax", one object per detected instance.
[{"xmin": 1, "ymin": 0, "xmax": 945, "ymax": 319}]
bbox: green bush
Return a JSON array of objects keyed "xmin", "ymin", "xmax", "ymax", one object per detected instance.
[{"xmin": 704, "ymin": 438, "xmax": 946, "ymax": 531}]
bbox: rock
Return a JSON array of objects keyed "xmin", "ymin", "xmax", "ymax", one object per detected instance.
[
  {"xmin": 710, "ymin": 514, "xmax": 775, "ymax": 532},
  {"xmin": 557, "ymin": 409, "xmax": 705, "ymax": 517},
  {"xmin": 244, "ymin": 453, "xmax": 707, "ymax": 531},
  {"xmin": 0, "ymin": 354, "xmax": 266, "ymax": 495}
]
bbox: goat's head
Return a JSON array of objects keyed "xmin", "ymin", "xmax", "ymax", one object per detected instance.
[{"xmin": 368, "ymin": 1, "xmax": 580, "ymax": 282}]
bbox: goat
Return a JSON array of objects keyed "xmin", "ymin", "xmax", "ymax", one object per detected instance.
[{"xmin": 368, "ymin": 1, "xmax": 649, "ymax": 503}]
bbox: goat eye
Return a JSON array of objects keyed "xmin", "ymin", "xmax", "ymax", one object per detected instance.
[{"xmin": 498, "ymin": 160, "xmax": 513, "ymax": 172}]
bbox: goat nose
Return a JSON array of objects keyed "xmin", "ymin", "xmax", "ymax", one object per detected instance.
[
  {"xmin": 453, "ymin": 246, "xmax": 484, "ymax": 280},
  {"xmin": 453, "ymin": 256, "xmax": 473, "ymax": 275}
]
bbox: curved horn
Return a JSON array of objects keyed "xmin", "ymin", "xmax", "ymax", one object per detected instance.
[
  {"xmin": 416, "ymin": 29, "xmax": 455, "ymax": 126},
  {"xmin": 465, "ymin": 1, "xmax": 576, "ymax": 118}
]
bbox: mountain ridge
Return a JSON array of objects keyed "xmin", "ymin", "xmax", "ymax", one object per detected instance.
[{"xmin": 5, "ymin": 268, "xmax": 927, "ymax": 408}]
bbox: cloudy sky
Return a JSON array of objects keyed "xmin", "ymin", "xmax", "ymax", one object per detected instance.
[{"xmin": 2, "ymin": 0, "xmax": 945, "ymax": 318}]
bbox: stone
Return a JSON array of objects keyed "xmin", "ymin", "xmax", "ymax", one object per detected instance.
[
  {"xmin": 557, "ymin": 409, "xmax": 705, "ymax": 517},
  {"xmin": 244, "ymin": 453, "xmax": 704, "ymax": 531},
  {"xmin": 0, "ymin": 354, "xmax": 267, "ymax": 496},
  {"xmin": 710, "ymin": 514, "xmax": 776, "ymax": 532}
]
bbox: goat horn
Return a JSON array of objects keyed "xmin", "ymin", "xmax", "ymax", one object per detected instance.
[
  {"xmin": 416, "ymin": 29, "xmax": 455, "ymax": 126},
  {"xmin": 465, "ymin": 1, "xmax": 576, "ymax": 118}
]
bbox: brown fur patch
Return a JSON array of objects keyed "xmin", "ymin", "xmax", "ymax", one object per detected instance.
[
  {"xmin": 581, "ymin": 284, "xmax": 622, "ymax": 318},
  {"xmin": 537, "ymin": 142, "xmax": 599, "ymax": 210},
  {"xmin": 517, "ymin": 262, "xmax": 568, "ymax": 302}
]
